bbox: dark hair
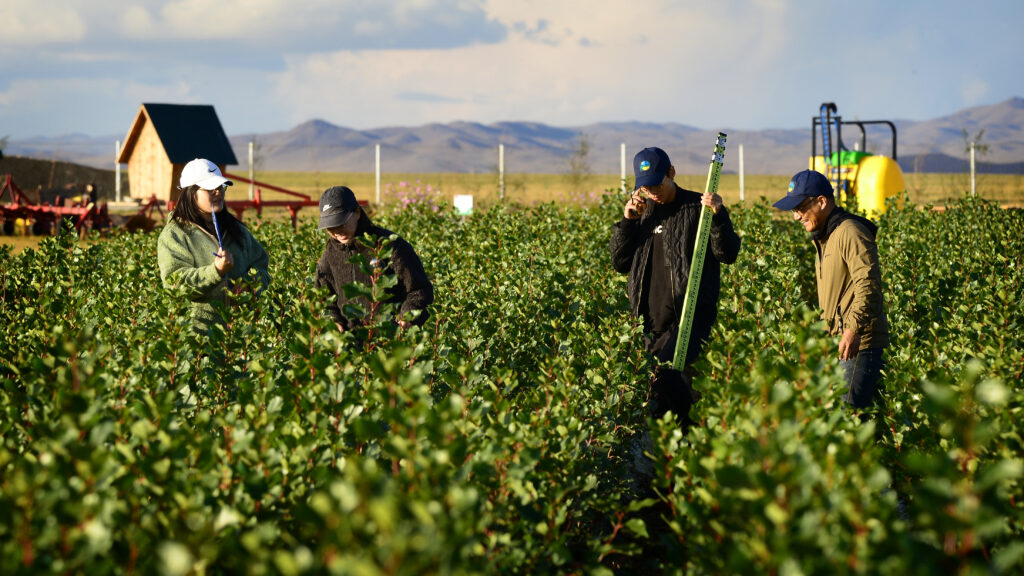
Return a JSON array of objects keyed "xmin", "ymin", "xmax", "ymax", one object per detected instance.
[{"xmin": 173, "ymin": 185, "xmax": 243, "ymax": 241}]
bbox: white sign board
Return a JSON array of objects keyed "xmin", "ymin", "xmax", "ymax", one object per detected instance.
[{"xmin": 453, "ymin": 194, "xmax": 474, "ymax": 216}]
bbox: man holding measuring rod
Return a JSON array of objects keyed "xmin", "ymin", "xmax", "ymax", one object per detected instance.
[{"xmin": 610, "ymin": 146, "xmax": 741, "ymax": 425}]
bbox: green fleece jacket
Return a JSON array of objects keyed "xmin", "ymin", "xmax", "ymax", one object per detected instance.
[
  {"xmin": 157, "ymin": 216, "xmax": 270, "ymax": 331},
  {"xmin": 812, "ymin": 209, "xmax": 889, "ymax": 350}
]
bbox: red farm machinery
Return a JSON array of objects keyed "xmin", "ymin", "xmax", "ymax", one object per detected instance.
[
  {"xmin": 0, "ymin": 171, "xmax": 341, "ymax": 237},
  {"xmin": 0, "ymin": 174, "xmax": 112, "ymax": 236}
]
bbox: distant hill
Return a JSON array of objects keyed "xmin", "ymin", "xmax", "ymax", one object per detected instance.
[
  {"xmin": 7, "ymin": 98, "xmax": 1024, "ymax": 175},
  {"xmin": 5, "ymin": 133, "xmax": 119, "ymax": 171},
  {"xmin": 897, "ymin": 153, "xmax": 1024, "ymax": 174},
  {"xmin": 0, "ymin": 155, "xmax": 124, "ymax": 202}
]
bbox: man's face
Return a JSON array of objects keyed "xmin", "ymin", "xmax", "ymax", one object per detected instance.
[
  {"xmin": 326, "ymin": 212, "xmax": 358, "ymax": 244},
  {"xmin": 638, "ymin": 174, "xmax": 676, "ymax": 204},
  {"xmin": 792, "ymin": 195, "xmax": 829, "ymax": 232}
]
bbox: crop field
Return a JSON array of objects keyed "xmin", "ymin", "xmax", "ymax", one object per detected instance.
[
  {"xmin": 1, "ymin": 194, "xmax": 1022, "ymax": 573},
  {"xmin": 3, "ymin": 163, "xmax": 1022, "ymax": 256},
  {"xmin": 238, "ymin": 171, "xmax": 1024, "ymax": 209}
]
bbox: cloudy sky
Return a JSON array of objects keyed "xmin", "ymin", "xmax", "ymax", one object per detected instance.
[{"xmin": 1, "ymin": 0, "xmax": 1021, "ymax": 139}]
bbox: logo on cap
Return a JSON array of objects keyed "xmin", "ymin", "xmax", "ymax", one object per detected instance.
[
  {"xmin": 322, "ymin": 204, "xmax": 331, "ymax": 212},
  {"xmin": 788, "ymin": 180, "xmax": 796, "ymax": 193},
  {"xmin": 640, "ymin": 160, "xmax": 651, "ymax": 171}
]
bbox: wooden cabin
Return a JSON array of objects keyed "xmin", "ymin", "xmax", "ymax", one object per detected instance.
[{"xmin": 116, "ymin": 103, "xmax": 238, "ymax": 202}]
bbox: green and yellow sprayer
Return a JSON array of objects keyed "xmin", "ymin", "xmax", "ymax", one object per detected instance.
[{"xmin": 812, "ymin": 102, "xmax": 906, "ymax": 216}]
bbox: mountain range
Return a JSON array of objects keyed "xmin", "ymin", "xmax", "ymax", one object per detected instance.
[{"xmin": 7, "ymin": 98, "xmax": 1024, "ymax": 175}]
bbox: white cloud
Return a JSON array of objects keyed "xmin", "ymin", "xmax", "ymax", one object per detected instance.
[
  {"xmin": 2, "ymin": 0, "xmax": 502, "ymax": 48},
  {"xmin": 0, "ymin": 0, "xmax": 1021, "ymax": 138},
  {"xmin": 0, "ymin": 76, "xmax": 193, "ymax": 109},
  {"xmin": 0, "ymin": 0, "xmax": 87, "ymax": 45},
  {"xmin": 57, "ymin": 51, "xmax": 137, "ymax": 64},
  {"xmin": 0, "ymin": 76, "xmax": 195, "ymax": 139},
  {"xmin": 961, "ymin": 79, "xmax": 989, "ymax": 106},
  {"xmin": 483, "ymin": 0, "xmax": 787, "ymax": 52},
  {"xmin": 269, "ymin": 0, "xmax": 798, "ymax": 129},
  {"xmin": 120, "ymin": 5, "xmax": 158, "ymax": 37},
  {"xmin": 154, "ymin": 0, "xmax": 342, "ymax": 39}
]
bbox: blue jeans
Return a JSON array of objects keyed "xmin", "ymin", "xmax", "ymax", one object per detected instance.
[{"xmin": 839, "ymin": 348, "xmax": 886, "ymax": 408}]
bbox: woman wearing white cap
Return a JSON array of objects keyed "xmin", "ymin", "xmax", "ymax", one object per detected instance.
[{"xmin": 157, "ymin": 158, "xmax": 270, "ymax": 333}]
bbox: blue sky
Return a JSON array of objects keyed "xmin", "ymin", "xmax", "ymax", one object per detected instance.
[{"xmin": 1, "ymin": 0, "xmax": 1021, "ymax": 139}]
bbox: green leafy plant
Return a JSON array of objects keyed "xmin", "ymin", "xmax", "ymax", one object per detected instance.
[{"xmin": 1, "ymin": 194, "xmax": 1021, "ymax": 574}]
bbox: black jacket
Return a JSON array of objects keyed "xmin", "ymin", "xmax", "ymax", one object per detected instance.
[
  {"xmin": 315, "ymin": 216, "xmax": 434, "ymax": 330},
  {"xmin": 609, "ymin": 185, "xmax": 741, "ymax": 365}
]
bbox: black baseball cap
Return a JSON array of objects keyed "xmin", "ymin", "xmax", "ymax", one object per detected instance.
[
  {"xmin": 773, "ymin": 170, "xmax": 834, "ymax": 210},
  {"xmin": 318, "ymin": 186, "xmax": 360, "ymax": 230}
]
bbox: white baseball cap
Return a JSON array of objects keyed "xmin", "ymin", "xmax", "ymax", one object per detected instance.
[{"xmin": 179, "ymin": 158, "xmax": 233, "ymax": 190}]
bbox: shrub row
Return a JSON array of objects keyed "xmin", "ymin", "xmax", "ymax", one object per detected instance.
[{"xmin": 0, "ymin": 194, "xmax": 1021, "ymax": 574}]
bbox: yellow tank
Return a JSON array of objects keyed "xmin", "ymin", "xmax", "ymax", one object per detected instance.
[
  {"xmin": 808, "ymin": 154, "xmax": 905, "ymax": 216},
  {"xmin": 852, "ymin": 155, "xmax": 905, "ymax": 216}
]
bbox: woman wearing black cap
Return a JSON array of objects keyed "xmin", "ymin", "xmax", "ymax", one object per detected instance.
[
  {"xmin": 315, "ymin": 185, "xmax": 433, "ymax": 333},
  {"xmin": 157, "ymin": 158, "xmax": 270, "ymax": 333}
]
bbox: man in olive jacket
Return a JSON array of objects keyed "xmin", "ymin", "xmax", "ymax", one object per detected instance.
[
  {"xmin": 610, "ymin": 147, "xmax": 742, "ymax": 424},
  {"xmin": 315, "ymin": 186, "xmax": 433, "ymax": 333},
  {"xmin": 774, "ymin": 169, "xmax": 890, "ymax": 408}
]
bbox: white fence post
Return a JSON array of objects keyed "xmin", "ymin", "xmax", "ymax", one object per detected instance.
[
  {"xmin": 739, "ymin": 144, "xmax": 745, "ymax": 202},
  {"xmin": 970, "ymin": 141, "xmax": 976, "ymax": 196},
  {"xmin": 248, "ymin": 141, "xmax": 254, "ymax": 200},
  {"xmin": 375, "ymin": 144, "xmax": 381, "ymax": 204},
  {"xmin": 114, "ymin": 140, "xmax": 122, "ymax": 203},
  {"xmin": 499, "ymin": 144, "xmax": 505, "ymax": 200},
  {"xmin": 621, "ymin": 142, "xmax": 626, "ymax": 194}
]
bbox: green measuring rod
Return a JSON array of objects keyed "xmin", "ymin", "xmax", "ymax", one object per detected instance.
[{"xmin": 672, "ymin": 132, "xmax": 727, "ymax": 370}]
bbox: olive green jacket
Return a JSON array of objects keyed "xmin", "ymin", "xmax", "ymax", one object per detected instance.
[
  {"xmin": 157, "ymin": 216, "xmax": 270, "ymax": 332},
  {"xmin": 813, "ymin": 211, "xmax": 889, "ymax": 350}
]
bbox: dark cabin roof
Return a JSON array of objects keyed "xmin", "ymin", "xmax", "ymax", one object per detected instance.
[{"xmin": 129, "ymin": 103, "xmax": 238, "ymax": 165}]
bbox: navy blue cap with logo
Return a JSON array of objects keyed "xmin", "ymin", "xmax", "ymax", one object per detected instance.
[
  {"xmin": 633, "ymin": 147, "xmax": 671, "ymax": 190},
  {"xmin": 773, "ymin": 169, "xmax": 834, "ymax": 210}
]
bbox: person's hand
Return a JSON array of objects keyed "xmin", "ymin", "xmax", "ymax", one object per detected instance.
[
  {"xmin": 624, "ymin": 193, "xmax": 648, "ymax": 220},
  {"xmin": 839, "ymin": 329, "xmax": 861, "ymax": 361},
  {"xmin": 214, "ymin": 249, "xmax": 234, "ymax": 276},
  {"xmin": 701, "ymin": 192, "xmax": 723, "ymax": 214}
]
